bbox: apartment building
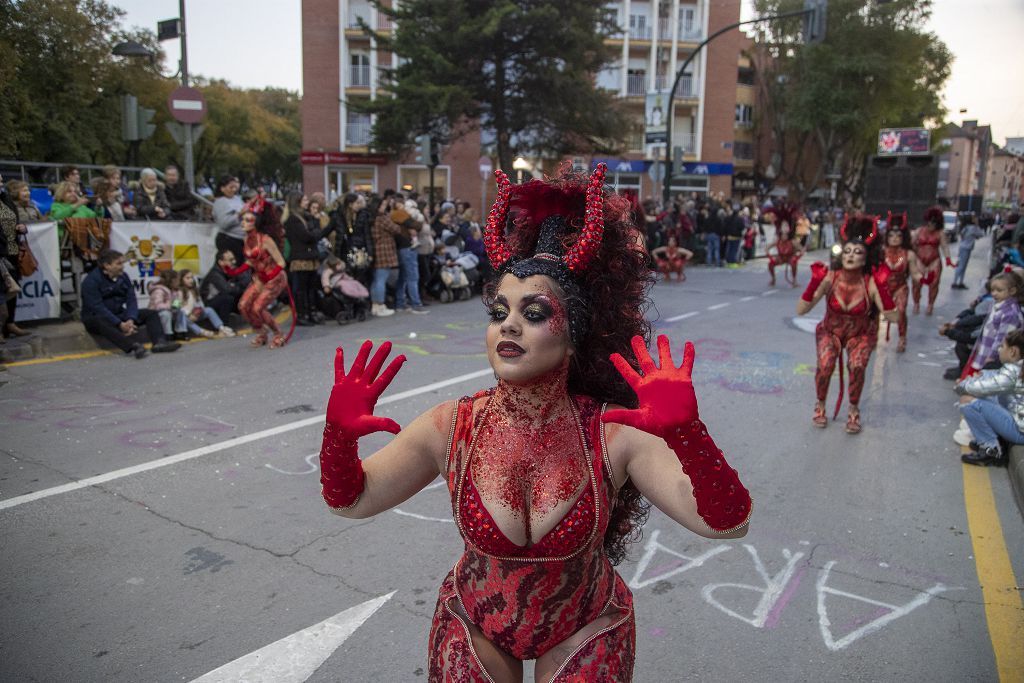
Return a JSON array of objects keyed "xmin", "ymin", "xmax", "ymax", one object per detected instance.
[
  {"xmin": 301, "ymin": 0, "xmax": 481, "ymax": 203},
  {"xmin": 300, "ymin": 0, "xmax": 743, "ymax": 203},
  {"xmin": 936, "ymin": 120, "xmax": 993, "ymax": 208},
  {"xmin": 593, "ymin": 0, "xmax": 743, "ymax": 198},
  {"xmin": 984, "ymin": 147, "xmax": 1023, "ymax": 211}
]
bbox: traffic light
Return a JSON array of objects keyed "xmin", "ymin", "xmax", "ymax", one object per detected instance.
[
  {"xmin": 121, "ymin": 94, "xmax": 139, "ymax": 141},
  {"xmin": 414, "ymin": 133, "xmax": 432, "ymax": 165},
  {"xmin": 137, "ymin": 106, "xmax": 157, "ymax": 140},
  {"xmin": 803, "ymin": 0, "xmax": 827, "ymax": 44}
]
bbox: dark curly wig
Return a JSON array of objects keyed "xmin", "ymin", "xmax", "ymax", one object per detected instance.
[
  {"xmin": 834, "ymin": 212, "xmax": 882, "ymax": 272},
  {"xmin": 481, "ymin": 163, "xmax": 655, "ymax": 565}
]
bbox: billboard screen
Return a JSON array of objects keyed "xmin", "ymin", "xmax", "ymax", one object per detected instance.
[{"xmin": 877, "ymin": 128, "xmax": 931, "ymax": 155}]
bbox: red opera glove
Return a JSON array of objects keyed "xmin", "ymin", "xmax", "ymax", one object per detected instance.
[
  {"xmin": 801, "ymin": 261, "xmax": 829, "ymax": 303},
  {"xmin": 945, "ymin": 257, "xmax": 957, "ymax": 268},
  {"xmin": 872, "ymin": 264, "xmax": 896, "ymax": 310},
  {"xmin": 257, "ymin": 264, "xmax": 283, "ymax": 283},
  {"xmin": 223, "ymin": 263, "xmax": 250, "ymax": 277},
  {"xmin": 602, "ymin": 335, "xmax": 751, "ymax": 532},
  {"xmin": 320, "ymin": 340, "xmax": 406, "ymax": 509}
]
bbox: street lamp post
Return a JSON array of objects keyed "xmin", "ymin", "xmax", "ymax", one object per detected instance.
[
  {"xmin": 177, "ymin": 0, "xmax": 195, "ymax": 190},
  {"xmin": 513, "ymin": 156, "xmax": 530, "ymax": 185}
]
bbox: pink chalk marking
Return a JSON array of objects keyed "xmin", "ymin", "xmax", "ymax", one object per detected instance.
[
  {"xmin": 649, "ymin": 627, "xmax": 666, "ymax": 638},
  {"xmin": 764, "ymin": 566, "xmax": 807, "ymax": 629},
  {"xmin": 840, "ymin": 606, "xmax": 892, "ymax": 632}
]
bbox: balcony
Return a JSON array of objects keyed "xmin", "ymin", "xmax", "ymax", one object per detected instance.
[
  {"xmin": 346, "ymin": 119, "xmax": 372, "ymax": 147},
  {"xmin": 629, "ymin": 25, "xmax": 652, "ymax": 41},
  {"xmin": 349, "ymin": 65, "xmax": 371, "ymax": 88},
  {"xmin": 673, "ymin": 133, "xmax": 697, "ymax": 155},
  {"xmin": 376, "ymin": 14, "xmax": 393, "ymax": 30},
  {"xmin": 626, "ymin": 73, "xmax": 647, "ymax": 96}
]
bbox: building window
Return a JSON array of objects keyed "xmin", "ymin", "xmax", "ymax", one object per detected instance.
[
  {"xmin": 629, "ymin": 14, "xmax": 649, "ymax": 40},
  {"xmin": 734, "ymin": 141, "xmax": 754, "ymax": 160},
  {"xmin": 346, "ymin": 111, "xmax": 372, "ymax": 146},
  {"xmin": 735, "ymin": 104, "xmax": 753, "ymax": 128},
  {"xmin": 737, "ymin": 66, "xmax": 755, "ymax": 86},
  {"xmin": 627, "ymin": 70, "xmax": 647, "ymax": 96},
  {"xmin": 350, "ymin": 53, "xmax": 370, "ymax": 88}
]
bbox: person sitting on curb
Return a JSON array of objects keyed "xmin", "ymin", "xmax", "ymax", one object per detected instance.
[
  {"xmin": 200, "ymin": 250, "xmax": 250, "ymax": 325},
  {"xmin": 956, "ymin": 330, "xmax": 1024, "ymax": 467},
  {"xmin": 147, "ymin": 268, "xmax": 180, "ymax": 339},
  {"xmin": 80, "ymin": 249, "xmax": 181, "ymax": 358}
]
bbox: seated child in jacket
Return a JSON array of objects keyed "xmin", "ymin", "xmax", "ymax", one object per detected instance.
[{"xmin": 957, "ymin": 329, "xmax": 1024, "ymax": 466}]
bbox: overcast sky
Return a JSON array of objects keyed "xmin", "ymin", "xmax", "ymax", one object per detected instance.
[{"xmin": 113, "ymin": 0, "xmax": 1023, "ymax": 145}]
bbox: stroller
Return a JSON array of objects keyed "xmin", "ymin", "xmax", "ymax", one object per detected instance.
[
  {"xmin": 427, "ymin": 236, "xmax": 476, "ymax": 302},
  {"xmin": 319, "ymin": 258, "xmax": 371, "ymax": 324}
]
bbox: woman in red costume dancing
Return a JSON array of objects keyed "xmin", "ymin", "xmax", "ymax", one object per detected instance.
[
  {"xmin": 797, "ymin": 214, "xmax": 897, "ymax": 434},
  {"xmin": 911, "ymin": 206, "xmax": 954, "ymax": 315},
  {"xmin": 882, "ymin": 211, "xmax": 914, "ymax": 353},
  {"xmin": 234, "ymin": 203, "xmax": 290, "ymax": 348},
  {"xmin": 651, "ymin": 235, "xmax": 693, "ymax": 282},
  {"xmin": 766, "ymin": 202, "xmax": 804, "ymax": 287},
  {"xmin": 317, "ymin": 163, "xmax": 752, "ymax": 682}
]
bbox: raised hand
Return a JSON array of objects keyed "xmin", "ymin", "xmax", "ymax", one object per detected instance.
[
  {"xmin": 810, "ymin": 261, "xmax": 829, "ymax": 281},
  {"xmin": 602, "ymin": 335, "xmax": 698, "ymax": 439},
  {"xmin": 326, "ymin": 340, "xmax": 406, "ymax": 438},
  {"xmin": 320, "ymin": 340, "xmax": 406, "ymax": 510}
]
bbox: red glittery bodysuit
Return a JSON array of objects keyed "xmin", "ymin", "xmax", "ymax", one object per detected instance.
[
  {"xmin": 655, "ymin": 245, "xmax": 687, "ymax": 280},
  {"xmin": 238, "ymin": 232, "xmax": 285, "ymax": 337},
  {"xmin": 884, "ymin": 246, "xmax": 910, "ymax": 340},
  {"xmin": 769, "ymin": 238, "xmax": 800, "ymax": 284},
  {"xmin": 815, "ymin": 271, "xmax": 877, "ymax": 408},
  {"xmin": 912, "ymin": 227, "xmax": 942, "ymax": 308},
  {"xmin": 429, "ymin": 390, "xmax": 635, "ymax": 681}
]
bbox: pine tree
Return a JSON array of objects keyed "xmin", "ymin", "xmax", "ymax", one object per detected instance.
[{"xmin": 358, "ymin": 0, "xmax": 633, "ymax": 171}]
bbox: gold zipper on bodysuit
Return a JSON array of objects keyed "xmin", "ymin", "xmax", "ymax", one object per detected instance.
[{"xmin": 453, "ymin": 394, "xmax": 600, "ymax": 563}]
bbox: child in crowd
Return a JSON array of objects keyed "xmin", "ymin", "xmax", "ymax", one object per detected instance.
[
  {"xmin": 177, "ymin": 269, "xmax": 234, "ymax": 338},
  {"xmin": 962, "ymin": 271, "xmax": 1024, "ymax": 378},
  {"xmin": 321, "ymin": 256, "xmax": 370, "ymax": 300},
  {"xmin": 940, "ymin": 284, "xmax": 993, "ymax": 380},
  {"xmin": 147, "ymin": 269, "xmax": 180, "ymax": 338},
  {"xmin": 956, "ymin": 330, "xmax": 1024, "ymax": 466}
]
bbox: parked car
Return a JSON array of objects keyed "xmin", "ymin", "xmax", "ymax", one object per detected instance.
[{"xmin": 943, "ymin": 211, "xmax": 958, "ymax": 243}]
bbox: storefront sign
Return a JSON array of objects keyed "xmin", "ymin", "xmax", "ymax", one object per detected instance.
[
  {"xmin": 301, "ymin": 151, "xmax": 391, "ymax": 165},
  {"xmin": 592, "ymin": 159, "xmax": 734, "ymax": 176}
]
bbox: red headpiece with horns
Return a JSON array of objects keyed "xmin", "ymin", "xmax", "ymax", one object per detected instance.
[{"xmin": 840, "ymin": 212, "xmax": 879, "ymax": 245}]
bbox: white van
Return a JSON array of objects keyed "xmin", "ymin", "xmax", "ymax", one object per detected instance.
[{"xmin": 943, "ymin": 211, "xmax": 958, "ymax": 243}]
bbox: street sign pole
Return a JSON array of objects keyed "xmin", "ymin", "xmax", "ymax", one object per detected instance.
[
  {"xmin": 179, "ymin": 0, "xmax": 195, "ymax": 189},
  {"xmin": 660, "ymin": 4, "xmax": 822, "ymax": 205}
]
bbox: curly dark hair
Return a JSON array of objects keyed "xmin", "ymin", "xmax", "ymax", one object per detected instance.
[
  {"xmin": 833, "ymin": 213, "xmax": 882, "ymax": 273},
  {"xmin": 482, "ymin": 164, "xmax": 655, "ymax": 565}
]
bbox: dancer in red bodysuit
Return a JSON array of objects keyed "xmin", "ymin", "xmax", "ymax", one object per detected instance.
[
  {"xmin": 797, "ymin": 214, "xmax": 897, "ymax": 434},
  {"xmin": 233, "ymin": 205, "xmax": 291, "ymax": 348},
  {"xmin": 911, "ymin": 206, "xmax": 954, "ymax": 316},
  {"xmin": 882, "ymin": 211, "xmax": 914, "ymax": 352},
  {"xmin": 651, "ymin": 235, "xmax": 693, "ymax": 281},
  {"xmin": 766, "ymin": 202, "xmax": 804, "ymax": 287},
  {"xmin": 317, "ymin": 164, "xmax": 752, "ymax": 681}
]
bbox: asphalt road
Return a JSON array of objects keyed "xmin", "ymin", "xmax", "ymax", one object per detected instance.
[{"xmin": 2, "ymin": 244, "xmax": 1022, "ymax": 682}]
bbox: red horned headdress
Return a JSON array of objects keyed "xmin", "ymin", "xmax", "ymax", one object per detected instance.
[
  {"xmin": 483, "ymin": 162, "xmax": 626, "ymax": 345},
  {"xmin": 840, "ymin": 212, "xmax": 880, "ymax": 245},
  {"xmin": 923, "ymin": 205, "xmax": 944, "ymax": 229}
]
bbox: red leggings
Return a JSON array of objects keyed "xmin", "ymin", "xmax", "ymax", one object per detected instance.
[
  {"xmin": 912, "ymin": 264, "xmax": 940, "ymax": 308},
  {"xmin": 891, "ymin": 284, "xmax": 908, "ymax": 338},
  {"xmin": 815, "ymin": 314, "xmax": 876, "ymax": 406},
  {"xmin": 238, "ymin": 272, "xmax": 286, "ymax": 334}
]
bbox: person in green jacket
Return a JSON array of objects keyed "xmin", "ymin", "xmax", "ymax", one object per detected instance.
[{"xmin": 48, "ymin": 181, "xmax": 97, "ymax": 221}]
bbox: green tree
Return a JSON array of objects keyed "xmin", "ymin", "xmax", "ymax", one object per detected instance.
[
  {"xmin": 751, "ymin": 0, "xmax": 952, "ymax": 204},
  {"xmin": 357, "ymin": 0, "xmax": 633, "ymax": 171},
  {"xmin": 1, "ymin": 0, "xmax": 301, "ymax": 185}
]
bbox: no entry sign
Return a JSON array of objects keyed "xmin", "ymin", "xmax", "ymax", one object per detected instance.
[{"xmin": 168, "ymin": 86, "xmax": 207, "ymax": 124}]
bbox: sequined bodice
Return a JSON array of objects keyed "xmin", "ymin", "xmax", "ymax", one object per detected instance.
[
  {"xmin": 884, "ymin": 247, "xmax": 910, "ymax": 290},
  {"xmin": 827, "ymin": 272, "xmax": 871, "ymax": 316},
  {"xmin": 915, "ymin": 228, "xmax": 941, "ymax": 265},
  {"xmin": 244, "ymin": 233, "xmax": 276, "ymax": 274},
  {"xmin": 778, "ymin": 239, "xmax": 796, "ymax": 258},
  {"xmin": 448, "ymin": 390, "xmax": 609, "ymax": 561}
]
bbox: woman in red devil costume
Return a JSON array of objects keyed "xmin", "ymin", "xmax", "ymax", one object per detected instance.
[
  {"xmin": 318, "ymin": 163, "xmax": 752, "ymax": 682},
  {"xmin": 911, "ymin": 206, "xmax": 954, "ymax": 316},
  {"xmin": 882, "ymin": 211, "xmax": 914, "ymax": 353},
  {"xmin": 766, "ymin": 202, "xmax": 804, "ymax": 287},
  {"xmin": 230, "ymin": 198, "xmax": 294, "ymax": 348},
  {"xmin": 797, "ymin": 214, "xmax": 897, "ymax": 434}
]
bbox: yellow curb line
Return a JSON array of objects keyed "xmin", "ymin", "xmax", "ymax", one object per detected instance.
[
  {"xmin": 962, "ymin": 463, "xmax": 1024, "ymax": 681},
  {"xmin": 4, "ymin": 310, "xmax": 292, "ymax": 368}
]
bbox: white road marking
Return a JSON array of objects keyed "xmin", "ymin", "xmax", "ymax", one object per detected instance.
[
  {"xmin": 666, "ymin": 311, "xmax": 700, "ymax": 322},
  {"xmin": 792, "ymin": 316, "xmax": 822, "ymax": 334},
  {"xmin": 0, "ymin": 368, "xmax": 494, "ymax": 512},
  {"xmin": 740, "ymin": 296, "xmax": 756, "ymax": 302},
  {"xmin": 190, "ymin": 592, "xmax": 395, "ymax": 682},
  {"xmin": 707, "ymin": 303, "xmax": 731, "ymax": 311},
  {"xmin": 393, "ymin": 509, "xmax": 454, "ymax": 524},
  {"xmin": 762, "ymin": 290, "xmax": 779, "ymax": 296}
]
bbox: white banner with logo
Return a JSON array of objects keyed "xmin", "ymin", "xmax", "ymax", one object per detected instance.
[
  {"xmin": 107, "ymin": 221, "xmax": 219, "ymax": 308},
  {"xmin": 14, "ymin": 221, "xmax": 61, "ymax": 321}
]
